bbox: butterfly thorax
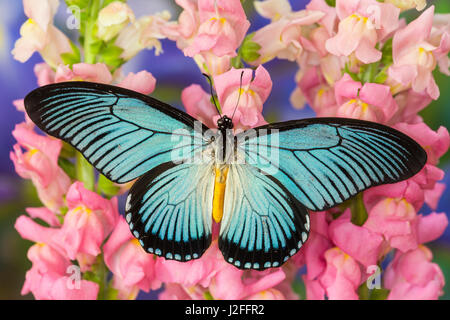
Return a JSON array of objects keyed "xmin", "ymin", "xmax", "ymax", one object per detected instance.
[{"xmin": 211, "ymin": 116, "xmax": 235, "ymax": 223}]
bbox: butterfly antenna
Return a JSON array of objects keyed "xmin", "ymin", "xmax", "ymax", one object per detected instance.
[
  {"xmin": 231, "ymin": 71, "xmax": 244, "ymax": 121},
  {"xmin": 202, "ymin": 73, "xmax": 221, "ymax": 116}
]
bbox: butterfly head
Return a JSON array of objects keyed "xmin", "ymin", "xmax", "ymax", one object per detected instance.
[{"xmin": 217, "ymin": 115, "xmax": 233, "ymax": 131}]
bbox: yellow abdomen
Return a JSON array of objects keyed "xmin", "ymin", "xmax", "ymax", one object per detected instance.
[{"xmin": 212, "ymin": 166, "xmax": 229, "ymax": 223}]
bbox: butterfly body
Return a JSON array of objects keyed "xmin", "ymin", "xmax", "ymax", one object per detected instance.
[{"xmin": 24, "ymin": 81, "xmax": 427, "ymax": 270}]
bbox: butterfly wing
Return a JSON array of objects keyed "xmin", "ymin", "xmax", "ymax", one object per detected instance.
[
  {"xmin": 126, "ymin": 160, "xmax": 215, "ymax": 261},
  {"xmin": 219, "ymin": 164, "xmax": 309, "ymax": 270},
  {"xmin": 237, "ymin": 117, "xmax": 427, "ymax": 211},
  {"xmin": 24, "ymin": 81, "xmax": 208, "ymax": 183}
]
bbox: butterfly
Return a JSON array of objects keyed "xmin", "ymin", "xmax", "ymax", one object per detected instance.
[{"xmin": 24, "ymin": 81, "xmax": 427, "ymax": 270}]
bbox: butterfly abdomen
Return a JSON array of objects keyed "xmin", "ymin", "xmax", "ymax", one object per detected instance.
[{"xmin": 212, "ymin": 166, "xmax": 229, "ymax": 223}]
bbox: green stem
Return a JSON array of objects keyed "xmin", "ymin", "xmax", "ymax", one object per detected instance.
[
  {"xmin": 350, "ymin": 192, "xmax": 368, "ymax": 226},
  {"xmin": 84, "ymin": 0, "xmax": 101, "ymax": 64},
  {"xmin": 76, "ymin": 151, "xmax": 95, "ymax": 191}
]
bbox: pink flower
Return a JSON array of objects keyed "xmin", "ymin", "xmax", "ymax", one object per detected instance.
[
  {"xmin": 416, "ymin": 212, "xmax": 449, "ymax": 245},
  {"xmin": 430, "ymin": 13, "xmax": 450, "ymax": 76},
  {"xmin": 15, "ymin": 214, "xmax": 99, "ymax": 300},
  {"xmin": 34, "ymin": 62, "xmax": 55, "ymax": 86},
  {"xmin": 213, "ymin": 65, "xmax": 271, "ymax": 129},
  {"xmin": 389, "ymin": 6, "xmax": 449, "ymax": 99},
  {"xmin": 13, "ymin": 99, "xmax": 35, "ymax": 128},
  {"xmin": 208, "ymin": 264, "xmax": 286, "ymax": 300},
  {"xmin": 251, "ymin": 8, "xmax": 325, "ymax": 64},
  {"xmin": 155, "ymin": 241, "xmax": 221, "ymax": 288},
  {"xmin": 393, "ymin": 122, "xmax": 449, "ymax": 166},
  {"xmin": 318, "ymin": 247, "xmax": 362, "ymax": 300},
  {"xmin": 292, "ymin": 211, "xmax": 332, "ymax": 281},
  {"xmin": 12, "ymin": 0, "xmax": 72, "ymax": 68},
  {"xmin": 103, "ymin": 217, "xmax": 160, "ymax": 299},
  {"xmin": 384, "ymin": 245, "xmax": 445, "ymax": 299},
  {"xmin": 365, "ymin": 163, "xmax": 445, "ymax": 213},
  {"xmin": 333, "ymin": 74, "xmax": 398, "ymax": 123},
  {"xmin": 290, "ymin": 67, "xmax": 337, "ymax": 113},
  {"xmin": 329, "ymin": 210, "xmax": 385, "ymax": 268},
  {"xmin": 21, "ymin": 243, "xmax": 98, "ymax": 300},
  {"xmin": 390, "ymin": 89, "xmax": 432, "ymax": 124},
  {"xmin": 306, "ymin": 0, "xmax": 338, "ymax": 35},
  {"xmin": 55, "ymin": 63, "xmax": 113, "ymax": 83},
  {"xmin": 26, "ymin": 207, "xmax": 60, "ymax": 227},
  {"xmin": 10, "ymin": 123, "xmax": 71, "ymax": 212},
  {"xmin": 54, "ymin": 182, "xmax": 119, "ymax": 263},
  {"xmin": 326, "ymin": 0, "xmax": 400, "ymax": 63},
  {"xmin": 181, "ymin": 84, "xmax": 218, "ymax": 128},
  {"xmin": 115, "ymin": 12, "xmax": 171, "ymax": 60},
  {"xmin": 365, "ymin": 197, "xmax": 418, "ymax": 252},
  {"xmin": 117, "ymin": 70, "xmax": 156, "ymax": 95},
  {"xmin": 183, "ymin": 0, "xmax": 250, "ymax": 58},
  {"xmin": 163, "ymin": 0, "xmax": 200, "ymax": 51},
  {"xmin": 97, "ymin": 1, "xmax": 135, "ymax": 42}
]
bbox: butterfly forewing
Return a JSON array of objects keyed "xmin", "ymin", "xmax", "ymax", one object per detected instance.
[
  {"xmin": 24, "ymin": 81, "xmax": 208, "ymax": 183},
  {"xmin": 237, "ymin": 117, "xmax": 427, "ymax": 212}
]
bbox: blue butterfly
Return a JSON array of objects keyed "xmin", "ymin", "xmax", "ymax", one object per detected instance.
[{"xmin": 24, "ymin": 81, "xmax": 426, "ymax": 270}]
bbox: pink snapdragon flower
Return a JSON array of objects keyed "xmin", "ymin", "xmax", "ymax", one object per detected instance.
[
  {"xmin": 10, "ymin": 123, "xmax": 71, "ymax": 212},
  {"xmin": 117, "ymin": 70, "xmax": 156, "ymax": 95},
  {"xmin": 290, "ymin": 67, "xmax": 337, "ymax": 112},
  {"xmin": 292, "ymin": 211, "xmax": 332, "ymax": 281},
  {"xmin": 21, "ymin": 242, "xmax": 99, "ymax": 300},
  {"xmin": 12, "ymin": 0, "xmax": 72, "ymax": 68},
  {"xmin": 15, "ymin": 215, "xmax": 99, "ymax": 300},
  {"xmin": 213, "ymin": 65, "xmax": 272, "ymax": 129},
  {"xmin": 389, "ymin": 6, "xmax": 450, "ymax": 100},
  {"xmin": 55, "ymin": 63, "xmax": 113, "ymax": 84},
  {"xmin": 393, "ymin": 122, "xmax": 450, "ymax": 166},
  {"xmin": 329, "ymin": 210, "xmax": 385, "ymax": 268},
  {"xmin": 155, "ymin": 241, "xmax": 221, "ymax": 288},
  {"xmin": 326, "ymin": 0, "xmax": 400, "ymax": 63},
  {"xmin": 183, "ymin": 0, "xmax": 250, "ymax": 58},
  {"xmin": 333, "ymin": 74, "xmax": 398, "ymax": 123},
  {"xmin": 182, "ymin": 84, "xmax": 218, "ymax": 129},
  {"xmin": 54, "ymin": 182, "xmax": 119, "ymax": 266},
  {"xmin": 384, "ymin": 245, "xmax": 445, "ymax": 299},
  {"xmin": 103, "ymin": 217, "xmax": 161, "ymax": 299},
  {"xmin": 251, "ymin": 5, "xmax": 325, "ymax": 64},
  {"xmin": 115, "ymin": 12, "xmax": 171, "ymax": 60},
  {"xmin": 304, "ymin": 247, "xmax": 362, "ymax": 300}
]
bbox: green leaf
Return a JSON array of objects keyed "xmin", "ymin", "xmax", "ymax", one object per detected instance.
[
  {"xmin": 60, "ymin": 141, "xmax": 76, "ymax": 159},
  {"xmin": 231, "ymin": 56, "xmax": 244, "ymax": 69},
  {"xmin": 203, "ymin": 291, "xmax": 214, "ymax": 300},
  {"xmin": 343, "ymin": 63, "xmax": 360, "ymax": 82},
  {"xmin": 58, "ymin": 158, "xmax": 76, "ymax": 180},
  {"xmin": 240, "ymin": 33, "xmax": 261, "ymax": 63},
  {"xmin": 101, "ymin": 0, "xmax": 126, "ymax": 9},
  {"xmin": 325, "ymin": 0, "xmax": 336, "ymax": 7},
  {"xmin": 97, "ymin": 174, "xmax": 120, "ymax": 198},
  {"xmin": 370, "ymin": 288, "xmax": 390, "ymax": 300},
  {"xmin": 76, "ymin": 151, "xmax": 95, "ymax": 191},
  {"xmin": 104, "ymin": 286, "xmax": 120, "ymax": 300},
  {"xmin": 60, "ymin": 40, "xmax": 81, "ymax": 67},
  {"xmin": 350, "ymin": 192, "xmax": 368, "ymax": 226},
  {"xmin": 97, "ymin": 41, "xmax": 125, "ymax": 71},
  {"xmin": 373, "ymin": 65, "xmax": 391, "ymax": 84}
]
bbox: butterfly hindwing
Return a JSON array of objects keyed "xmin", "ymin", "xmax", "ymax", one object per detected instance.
[
  {"xmin": 238, "ymin": 117, "xmax": 427, "ymax": 212},
  {"xmin": 219, "ymin": 164, "xmax": 310, "ymax": 270},
  {"xmin": 24, "ymin": 81, "xmax": 207, "ymax": 183},
  {"xmin": 126, "ymin": 161, "xmax": 215, "ymax": 261}
]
